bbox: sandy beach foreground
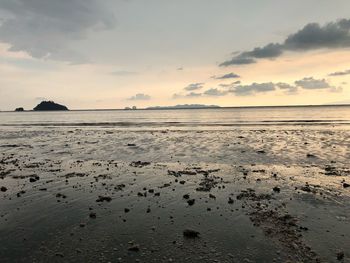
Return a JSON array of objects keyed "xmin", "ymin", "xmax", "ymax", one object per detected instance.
[{"xmin": 0, "ymin": 128, "xmax": 350, "ymax": 262}]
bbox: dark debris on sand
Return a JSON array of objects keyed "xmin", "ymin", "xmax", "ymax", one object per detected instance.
[
  {"xmin": 96, "ymin": 196, "xmax": 112, "ymax": 202},
  {"xmin": 183, "ymin": 229, "xmax": 200, "ymax": 238}
]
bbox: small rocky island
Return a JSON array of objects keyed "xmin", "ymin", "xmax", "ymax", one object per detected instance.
[
  {"xmin": 33, "ymin": 101, "xmax": 69, "ymax": 111},
  {"xmin": 15, "ymin": 107, "xmax": 24, "ymax": 112}
]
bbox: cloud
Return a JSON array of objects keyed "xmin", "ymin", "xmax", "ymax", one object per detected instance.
[
  {"xmin": 220, "ymin": 56, "xmax": 255, "ymax": 66},
  {"xmin": 0, "ymin": 0, "xmax": 115, "ymax": 63},
  {"xmin": 127, "ymin": 93, "xmax": 151, "ymax": 101},
  {"xmin": 239, "ymin": 43, "xmax": 283, "ymax": 59},
  {"xmin": 221, "ymin": 18, "xmax": 350, "ymax": 66},
  {"xmin": 229, "ymin": 78, "xmax": 341, "ymax": 96},
  {"xmin": 230, "ymin": 83, "xmax": 276, "ymax": 96},
  {"xmin": 295, "ymin": 77, "xmax": 342, "ymax": 92},
  {"xmin": 276, "ymin": 82, "xmax": 298, "ymax": 94},
  {"xmin": 295, "ymin": 77, "xmax": 331, "ymax": 89},
  {"xmin": 203, "ymin": 88, "xmax": 227, "ymax": 96},
  {"xmin": 174, "ymin": 77, "xmax": 341, "ymax": 98},
  {"xmin": 328, "ymin": 69, "xmax": 350, "ymax": 76},
  {"xmin": 212, "ymin": 72, "xmax": 240, "ymax": 80},
  {"xmin": 184, "ymin": 82, "xmax": 204, "ymax": 91},
  {"xmin": 172, "ymin": 92, "xmax": 202, "ymax": 99},
  {"xmin": 186, "ymin": 92, "xmax": 202, "ymax": 97},
  {"xmin": 111, "ymin": 70, "xmax": 138, "ymax": 76},
  {"xmin": 219, "ymin": 80, "xmax": 241, "ymax": 88}
]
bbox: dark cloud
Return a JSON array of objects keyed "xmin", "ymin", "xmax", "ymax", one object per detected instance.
[
  {"xmin": 203, "ymin": 88, "xmax": 227, "ymax": 96},
  {"xmin": 221, "ymin": 19, "xmax": 350, "ymax": 66},
  {"xmin": 0, "ymin": 0, "xmax": 115, "ymax": 63},
  {"xmin": 220, "ymin": 56, "xmax": 256, "ymax": 66},
  {"xmin": 328, "ymin": 69, "xmax": 350, "ymax": 76},
  {"xmin": 184, "ymin": 83, "xmax": 204, "ymax": 91},
  {"xmin": 240, "ymin": 43, "xmax": 283, "ymax": 59},
  {"xmin": 212, "ymin": 72, "xmax": 240, "ymax": 80},
  {"xmin": 127, "ymin": 93, "xmax": 151, "ymax": 101}
]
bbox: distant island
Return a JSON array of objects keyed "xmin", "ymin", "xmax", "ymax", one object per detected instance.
[
  {"xmin": 146, "ymin": 104, "xmax": 220, "ymax": 110},
  {"xmin": 33, "ymin": 101, "xmax": 69, "ymax": 111},
  {"xmin": 15, "ymin": 107, "xmax": 24, "ymax": 112},
  {"xmin": 124, "ymin": 106, "xmax": 137, "ymax": 110}
]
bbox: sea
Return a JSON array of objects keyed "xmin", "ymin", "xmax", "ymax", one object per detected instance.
[{"xmin": 0, "ymin": 105, "xmax": 350, "ymax": 130}]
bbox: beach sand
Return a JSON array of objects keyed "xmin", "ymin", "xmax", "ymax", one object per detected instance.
[{"xmin": 0, "ymin": 128, "xmax": 350, "ymax": 262}]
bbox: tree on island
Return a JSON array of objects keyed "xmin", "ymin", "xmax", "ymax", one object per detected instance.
[
  {"xmin": 33, "ymin": 101, "xmax": 69, "ymax": 111},
  {"xmin": 15, "ymin": 107, "xmax": 24, "ymax": 112}
]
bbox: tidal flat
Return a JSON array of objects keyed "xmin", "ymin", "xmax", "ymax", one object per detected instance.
[{"xmin": 0, "ymin": 128, "xmax": 350, "ymax": 262}]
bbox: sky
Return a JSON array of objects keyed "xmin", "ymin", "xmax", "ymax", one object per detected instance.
[{"xmin": 1, "ymin": 0, "xmax": 350, "ymax": 110}]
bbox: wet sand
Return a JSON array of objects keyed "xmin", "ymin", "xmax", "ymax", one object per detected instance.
[{"xmin": 0, "ymin": 128, "xmax": 350, "ymax": 262}]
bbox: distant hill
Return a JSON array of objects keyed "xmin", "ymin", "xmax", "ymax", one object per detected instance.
[
  {"xmin": 146, "ymin": 104, "xmax": 220, "ymax": 110},
  {"xmin": 15, "ymin": 107, "xmax": 24, "ymax": 112},
  {"xmin": 33, "ymin": 101, "xmax": 69, "ymax": 111}
]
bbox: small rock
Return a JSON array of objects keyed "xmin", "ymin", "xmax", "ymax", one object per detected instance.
[
  {"xmin": 183, "ymin": 194, "xmax": 190, "ymax": 199},
  {"xmin": 273, "ymin": 186, "xmax": 281, "ymax": 193},
  {"xmin": 128, "ymin": 245, "xmax": 140, "ymax": 252},
  {"xmin": 89, "ymin": 212, "xmax": 97, "ymax": 219},
  {"xmin": 187, "ymin": 199, "xmax": 195, "ymax": 206},
  {"xmin": 56, "ymin": 193, "xmax": 67, "ymax": 199},
  {"xmin": 96, "ymin": 196, "xmax": 112, "ymax": 202},
  {"xmin": 307, "ymin": 153, "xmax": 316, "ymax": 158},
  {"xmin": 337, "ymin": 251, "xmax": 344, "ymax": 261},
  {"xmin": 228, "ymin": 197, "xmax": 234, "ymax": 204},
  {"xmin": 183, "ymin": 229, "xmax": 200, "ymax": 238},
  {"xmin": 29, "ymin": 175, "xmax": 40, "ymax": 182},
  {"xmin": 0, "ymin": 186, "xmax": 7, "ymax": 192},
  {"xmin": 55, "ymin": 252, "xmax": 64, "ymax": 258},
  {"xmin": 209, "ymin": 194, "xmax": 216, "ymax": 199}
]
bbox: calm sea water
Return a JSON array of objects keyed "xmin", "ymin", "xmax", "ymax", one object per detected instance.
[{"xmin": 0, "ymin": 105, "xmax": 350, "ymax": 130}]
